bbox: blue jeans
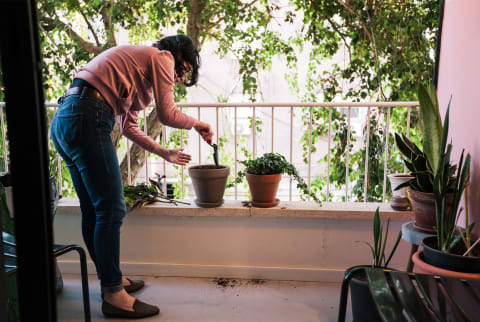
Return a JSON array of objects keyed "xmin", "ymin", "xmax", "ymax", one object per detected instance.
[{"xmin": 51, "ymin": 94, "xmax": 125, "ymax": 294}]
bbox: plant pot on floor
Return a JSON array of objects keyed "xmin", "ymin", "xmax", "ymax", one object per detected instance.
[
  {"xmin": 189, "ymin": 165, "xmax": 230, "ymax": 208},
  {"xmin": 347, "ymin": 265, "xmax": 389, "ymax": 322},
  {"xmin": 388, "ymin": 173, "xmax": 414, "ymax": 211},
  {"xmin": 245, "ymin": 173, "xmax": 282, "ymax": 208},
  {"xmin": 421, "ymin": 236, "xmax": 480, "ymax": 273},
  {"xmin": 409, "ymin": 189, "xmax": 453, "ymax": 233}
]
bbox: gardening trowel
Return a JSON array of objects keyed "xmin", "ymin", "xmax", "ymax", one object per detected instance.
[{"xmin": 209, "ymin": 143, "xmax": 219, "ymax": 166}]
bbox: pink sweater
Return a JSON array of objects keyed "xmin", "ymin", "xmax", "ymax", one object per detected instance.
[{"xmin": 76, "ymin": 45, "xmax": 196, "ymax": 153}]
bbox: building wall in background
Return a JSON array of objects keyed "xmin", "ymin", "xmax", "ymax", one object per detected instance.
[{"xmin": 437, "ymin": 0, "xmax": 480, "ymax": 234}]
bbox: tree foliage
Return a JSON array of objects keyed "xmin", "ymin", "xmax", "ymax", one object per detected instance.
[
  {"xmin": 0, "ymin": 1, "xmax": 440, "ymax": 201},
  {"xmin": 288, "ymin": 0, "xmax": 439, "ymax": 201}
]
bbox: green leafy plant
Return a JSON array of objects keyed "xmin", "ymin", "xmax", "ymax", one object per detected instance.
[
  {"xmin": 123, "ymin": 177, "xmax": 189, "ymax": 210},
  {"xmin": 235, "ymin": 152, "xmax": 322, "ymax": 205},
  {"xmin": 358, "ymin": 207, "xmax": 402, "ymax": 267}
]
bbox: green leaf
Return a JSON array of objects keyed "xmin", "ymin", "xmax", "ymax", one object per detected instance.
[{"xmin": 418, "ymin": 83, "xmax": 443, "ymax": 174}]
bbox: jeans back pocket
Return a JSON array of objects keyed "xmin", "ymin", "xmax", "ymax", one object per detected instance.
[{"xmin": 55, "ymin": 106, "xmax": 84, "ymax": 146}]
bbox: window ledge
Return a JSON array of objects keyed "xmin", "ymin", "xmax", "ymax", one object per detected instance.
[{"xmin": 57, "ymin": 198, "xmax": 413, "ymax": 221}]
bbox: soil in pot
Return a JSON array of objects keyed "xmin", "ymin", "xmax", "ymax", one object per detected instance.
[
  {"xmin": 422, "ymin": 236, "xmax": 480, "ymax": 273},
  {"xmin": 188, "ymin": 165, "xmax": 230, "ymax": 208},
  {"xmin": 409, "ymin": 189, "xmax": 453, "ymax": 233}
]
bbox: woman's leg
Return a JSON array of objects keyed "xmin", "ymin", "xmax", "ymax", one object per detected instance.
[{"xmin": 51, "ymin": 96, "xmax": 125, "ymax": 293}]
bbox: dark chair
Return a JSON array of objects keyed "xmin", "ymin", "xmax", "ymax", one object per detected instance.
[
  {"xmin": 1, "ymin": 173, "xmax": 91, "ymax": 321},
  {"xmin": 2, "ymin": 232, "xmax": 91, "ymax": 322},
  {"xmin": 338, "ymin": 266, "xmax": 480, "ymax": 322}
]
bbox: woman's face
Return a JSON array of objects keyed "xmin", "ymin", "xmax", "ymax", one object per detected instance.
[{"xmin": 175, "ymin": 62, "xmax": 193, "ymax": 84}]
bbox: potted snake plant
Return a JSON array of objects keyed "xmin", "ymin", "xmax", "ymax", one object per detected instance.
[
  {"xmin": 395, "ymin": 84, "xmax": 456, "ymax": 232},
  {"xmin": 412, "ymin": 104, "xmax": 480, "ymax": 278},
  {"xmin": 235, "ymin": 153, "xmax": 321, "ymax": 207}
]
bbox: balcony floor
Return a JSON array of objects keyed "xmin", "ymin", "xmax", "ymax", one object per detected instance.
[{"xmin": 57, "ymin": 274, "xmax": 351, "ymax": 321}]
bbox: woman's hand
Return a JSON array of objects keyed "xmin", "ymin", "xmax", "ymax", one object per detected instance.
[
  {"xmin": 194, "ymin": 120, "xmax": 214, "ymax": 145},
  {"xmin": 161, "ymin": 148, "xmax": 192, "ymax": 166}
]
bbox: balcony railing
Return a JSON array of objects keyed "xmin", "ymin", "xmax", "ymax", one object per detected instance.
[{"xmin": 0, "ymin": 101, "xmax": 419, "ymax": 203}]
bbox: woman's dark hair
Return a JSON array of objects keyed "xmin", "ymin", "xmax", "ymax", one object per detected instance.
[{"xmin": 152, "ymin": 34, "xmax": 200, "ymax": 87}]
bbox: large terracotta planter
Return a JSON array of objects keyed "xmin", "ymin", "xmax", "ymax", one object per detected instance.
[
  {"xmin": 409, "ymin": 189, "xmax": 453, "ymax": 233},
  {"xmin": 188, "ymin": 165, "xmax": 230, "ymax": 208},
  {"xmin": 412, "ymin": 249, "xmax": 480, "ymax": 280},
  {"xmin": 245, "ymin": 173, "xmax": 282, "ymax": 208}
]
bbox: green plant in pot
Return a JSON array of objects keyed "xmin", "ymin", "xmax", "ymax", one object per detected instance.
[
  {"xmin": 413, "ymin": 103, "xmax": 480, "ymax": 276},
  {"xmin": 394, "ymin": 84, "xmax": 456, "ymax": 232},
  {"xmin": 235, "ymin": 152, "xmax": 321, "ymax": 207},
  {"xmin": 348, "ymin": 206, "xmax": 402, "ymax": 322}
]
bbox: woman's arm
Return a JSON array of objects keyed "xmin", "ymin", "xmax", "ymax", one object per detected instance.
[{"xmin": 120, "ymin": 110, "xmax": 192, "ymax": 165}]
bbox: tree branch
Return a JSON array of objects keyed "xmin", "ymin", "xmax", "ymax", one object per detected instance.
[
  {"xmin": 79, "ymin": 4, "xmax": 101, "ymax": 47},
  {"xmin": 40, "ymin": 15, "xmax": 103, "ymax": 55},
  {"xmin": 101, "ymin": 0, "xmax": 117, "ymax": 47}
]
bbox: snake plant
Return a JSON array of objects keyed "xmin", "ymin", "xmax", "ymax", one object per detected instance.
[
  {"xmin": 433, "ymin": 106, "xmax": 471, "ymax": 252},
  {"xmin": 394, "ymin": 84, "xmax": 456, "ymax": 193}
]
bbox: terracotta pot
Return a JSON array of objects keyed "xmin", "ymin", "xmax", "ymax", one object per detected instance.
[
  {"xmin": 188, "ymin": 165, "xmax": 230, "ymax": 208},
  {"xmin": 412, "ymin": 250, "xmax": 480, "ymax": 280},
  {"xmin": 409, "ymin": 189, "xmax": 453, "ymax": 233},
  {"xmin": 245, "ymin": 173, "xmax": 282, "ymax": 208}
]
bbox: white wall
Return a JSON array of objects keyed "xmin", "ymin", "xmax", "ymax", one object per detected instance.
[
  {"xmin": 437, "ymin": 0, "xmax": 480, "ymax": 235},
  {"xmin": 53, "ymin": 209, "xmax": 410, "ymax": 282}
]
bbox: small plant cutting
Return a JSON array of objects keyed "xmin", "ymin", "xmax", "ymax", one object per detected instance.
[
  {"xmin": 235, "ymin": 152, "xmax": 322, "ymax": 206},
  {"xmin": 348, "ymin": 206, "xmax": 403, "ymax": 322},
  {"xmin": 357, "ymin": 206, "xmax": 403, "ymax": 268},
  {"xmin": 123, "ymin": 174, "xmax": 190, "ymax": 210}
]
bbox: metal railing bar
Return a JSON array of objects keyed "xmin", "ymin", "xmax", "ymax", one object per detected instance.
[
  {"xmin": 383, "ymin": 107, "xmax": 391, "ymax": 202},
  {"xmin": 181, "ymin": 117, "xmax": 184, "ymax": 199},
  {"xmin": 346, "ymin": 107, "xmax": 351, "ymax": 202},
  {"xmin": 271, "ymin": 106, "xmax": 274, "ymax": 153},
  {"xmin": 252, "ymin": 106, "xmax": 256, "ymax": 159},
  {"xmin": 39, "ymin": 102, "xmax": 421, "ymax": 108},
  {"xmin": 234, "ymin": 106, "xmax": 238, "ymax": 200},
  {"xmin": 162, "ymin": 126, "xmax": 167, "ymax": 194},
  {"xmin": 126, "ymin": 139, "xmax": 131, "ymax": 185},
  {"xmin": 289, "ymin": 106, "xmax": 293, "ymax": 201},
  {"xmin": 216, "ymin": 107, "xmax": 219, "ymax": 146},
  {"xmin": 405, "ymin": 106, "xmax": 411, "ymax": 173},
  {"xmin": 364, "ymin": 107, "xmax": 371, "ymax": 202},
  {"xmin": 308, "ymin": 106, "xmax": 313, "ymax": 199},
  {"xmin": 198, "ymin": 107, "xmax": 201, "ymax": 164},
  {"xmin": 327, "ymin": 107, "xmax": 332, "ymax": 201},
  {"xmin": 144, "ymin": 109, "xmax": 148, "ymax": 182}
]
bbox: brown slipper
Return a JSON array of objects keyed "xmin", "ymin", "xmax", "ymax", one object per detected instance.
[
  {"xmin": 102, "ymin": 299, "xmax": 160, "ymax": 319},
  {"xmin": 124, "ymin": 278, "xmax": 145, "ymax": 293}
]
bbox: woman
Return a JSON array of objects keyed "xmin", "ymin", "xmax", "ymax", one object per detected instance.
[{"xmin": 50, "ymin": 34, "xmax": 213, "ymax": 319}]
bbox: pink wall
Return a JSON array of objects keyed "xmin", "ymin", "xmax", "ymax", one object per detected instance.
[{"xmin": 437, "ymin": 0, "xmax": 480, "ymax": 234}]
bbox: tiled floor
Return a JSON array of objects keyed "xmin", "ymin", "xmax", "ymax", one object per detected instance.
[{"xmin": 57, "ymin": 274, "xmax": 351, "ymax": 322}]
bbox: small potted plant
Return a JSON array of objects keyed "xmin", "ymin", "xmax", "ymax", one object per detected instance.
[
  {"xmin": 395, "ymin": 84, "xmax": 455, "ymax": 232},
  {"xmin": 235, "ymin": 152, "xmax": 321, "ymax": 207},
  {"xmin": 348, "ymin": 206, "xmax": 402, "ymax": 322},
  {"xmin": 412, "ymin": 104, "xmax": 480, "ymax": 278}
]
